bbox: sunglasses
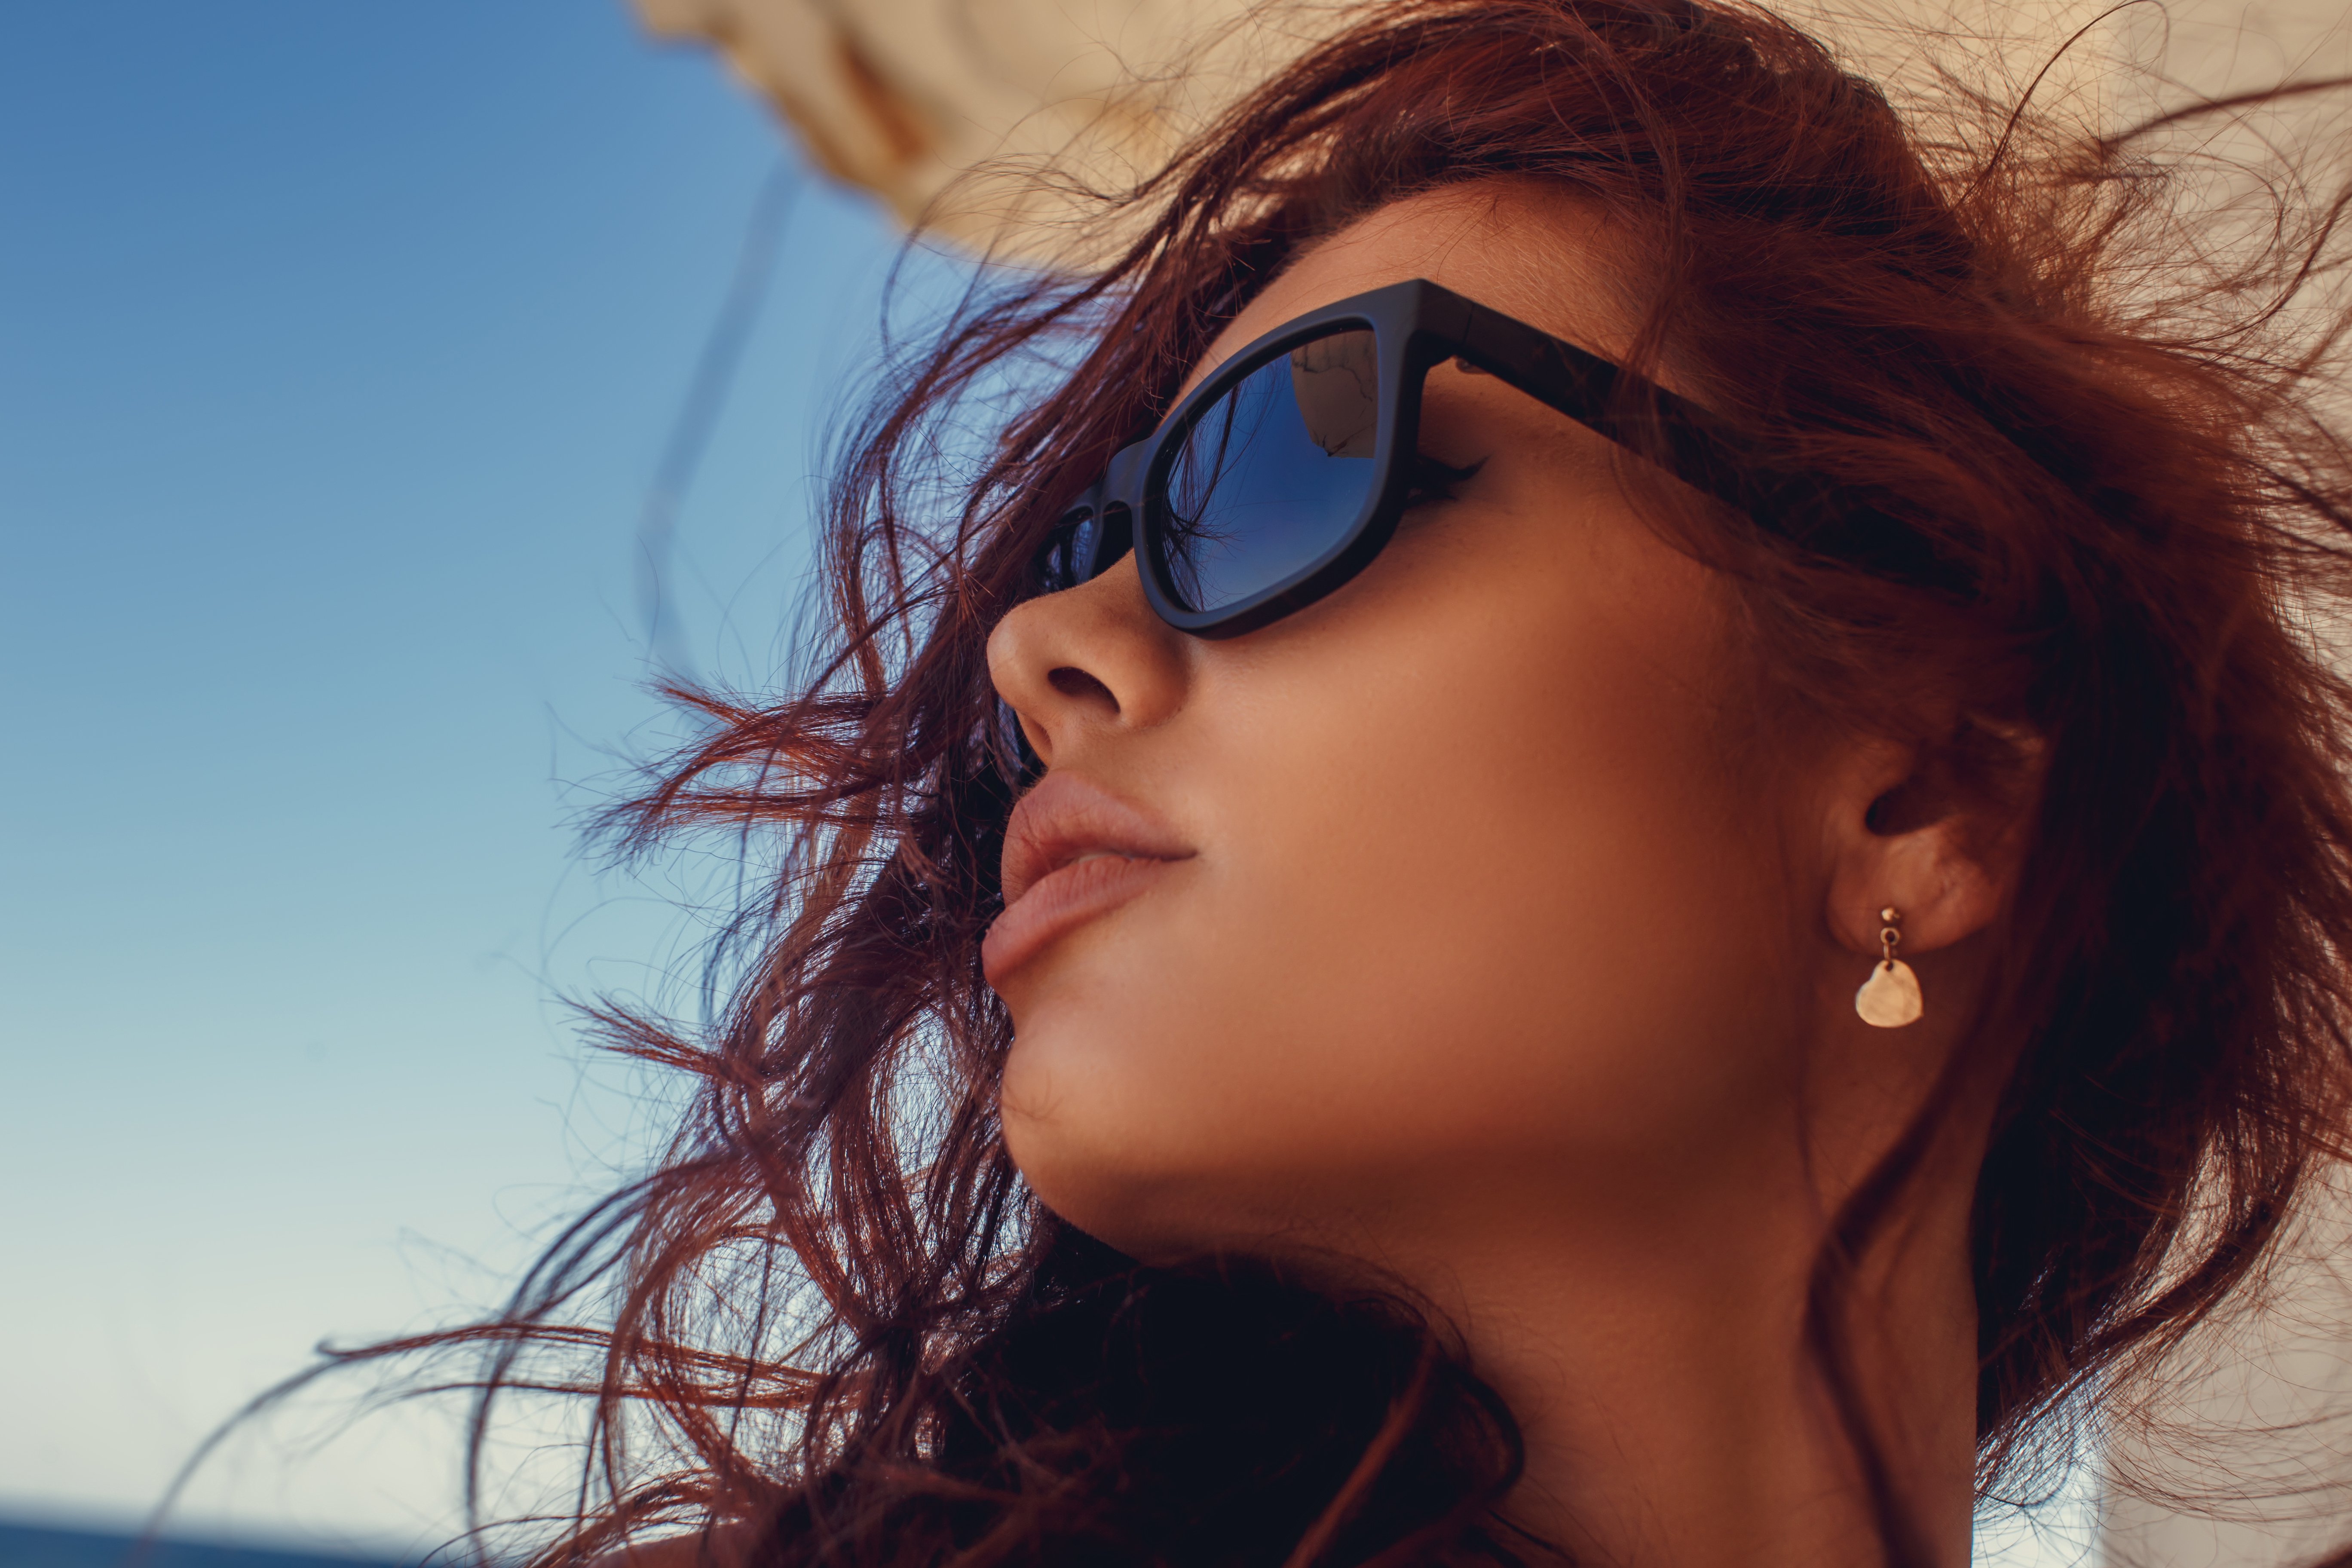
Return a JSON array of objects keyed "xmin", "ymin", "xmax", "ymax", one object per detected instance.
[{"xmin": 1030, "ymin": 277, "xmax": 1771, "ymax": 638}]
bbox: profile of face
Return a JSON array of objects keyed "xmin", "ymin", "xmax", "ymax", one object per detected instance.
[{"xmin": 984, "ymin": 180, "xmax": 2006, "ymax": 1290}]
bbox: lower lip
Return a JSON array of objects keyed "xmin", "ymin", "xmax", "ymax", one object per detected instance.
[{"xmin": 983, "ymin": 855, "xmax": 1181, "ymax": 985}]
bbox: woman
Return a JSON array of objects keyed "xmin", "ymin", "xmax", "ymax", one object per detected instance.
[{"xmin": 437, "ymin": 0, "xmax": 2352, "ymax": 1562}]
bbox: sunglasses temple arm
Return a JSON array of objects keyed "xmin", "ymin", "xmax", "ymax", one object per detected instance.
[{"xmin": 1446, "ymin": 311, "xmax": 1789, "ymax": 521}]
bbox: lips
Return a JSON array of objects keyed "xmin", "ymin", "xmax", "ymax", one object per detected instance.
[{"xmin": 983, "ymin": 772, "xmax": 1193, "ymax": 985}]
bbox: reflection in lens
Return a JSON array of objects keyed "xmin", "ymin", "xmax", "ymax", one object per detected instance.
[{"xmin": 1162, "ymin": 328, "xmax": 1379, "ymax": 614}]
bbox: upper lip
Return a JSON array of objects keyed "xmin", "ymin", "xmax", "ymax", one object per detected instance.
[{"xmin": 999, "ymin": 771, "xmax": 1194, "ymax": 908}]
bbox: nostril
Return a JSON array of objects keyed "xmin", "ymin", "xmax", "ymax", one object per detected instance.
[{"xmin": 1047, "ymin": 666, "xmax": 1118, "ymax": 710}]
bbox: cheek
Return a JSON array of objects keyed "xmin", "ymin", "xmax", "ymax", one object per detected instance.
[
  {"xmin": 999, "ymin": 503, "xmax": 1804, "ymax": 1254},
  {"xmin": 1239, "ymin": 556, "xmax": 1793, "ymax": 1147}
]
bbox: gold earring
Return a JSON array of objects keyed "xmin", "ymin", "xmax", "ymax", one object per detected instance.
[{"xmin": 1855, "ymin": 906, "xmax": 1924, "ymax": 1027}]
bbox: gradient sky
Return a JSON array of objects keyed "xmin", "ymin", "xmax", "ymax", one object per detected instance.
[
  {"xmin": 0, "ymin": 1, "xmax": 942, "ymax": 1552},
  {"xmin": 0, "ymin": 4, "xmax": 2095, "ymax": 1562}
]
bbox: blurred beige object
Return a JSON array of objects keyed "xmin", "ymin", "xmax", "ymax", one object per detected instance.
[
  {"xmin": 630, "ymin": 0, "xmax": 1344, "ymax": 257},
  {"xmin": 630, "ymin": 0, "xmax": 2171, "ymax": 258},
  {"xmin": 2101, "ymin": 1174, "xmax": 2352, "ymax": 1567}
]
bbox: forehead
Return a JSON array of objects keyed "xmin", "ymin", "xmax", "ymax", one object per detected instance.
[{"xmin": 1181, "ymin": 179, "xmax": 1638, "ymax": 398}]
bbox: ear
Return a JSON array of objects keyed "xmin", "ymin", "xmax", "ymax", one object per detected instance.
[{"xmin": 1821, "ymin": 718, "xmax": 2043, "ymax": 959}]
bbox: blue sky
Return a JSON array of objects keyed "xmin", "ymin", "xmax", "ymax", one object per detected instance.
[{"xmin": 0, "ymin": 2, "xmax": 934, "ymax": 1551}]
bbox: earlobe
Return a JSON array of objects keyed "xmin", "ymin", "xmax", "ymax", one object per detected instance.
[
  {"xmin": 1821, "ymin": 721, "xmax": 2041, "ymax": 963},
  {"xmin": 1833, "ymin": 827, "xmax": 2003, "ymax": 957},
  {"xmin": 1828, "ymin": 812, "xmax": 1997, "ymax": 1031}
]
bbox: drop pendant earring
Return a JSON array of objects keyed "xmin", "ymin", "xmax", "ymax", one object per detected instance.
[{"xmin": 1855, "ymin": 906, "xmax": 1924, "ymax": 1028}]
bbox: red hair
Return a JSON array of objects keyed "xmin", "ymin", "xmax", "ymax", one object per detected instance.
[{"xmin": 345, "ymin": 3, "xmax": 2352, "ymax": 1562}]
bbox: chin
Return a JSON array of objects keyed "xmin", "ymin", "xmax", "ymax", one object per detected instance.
[
  {"xmin": 1001, "ymin": 1087, "xmax": 1169, "ymax": 1256},
  {"xmin": 998, "ymin": 1075, "xmax": 1274, "ymax": 1268}
]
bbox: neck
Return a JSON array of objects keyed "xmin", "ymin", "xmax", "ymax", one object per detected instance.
[{"xmin": 1363, "ymin": 1162, "xmax": 1979, "ymax": 1568}]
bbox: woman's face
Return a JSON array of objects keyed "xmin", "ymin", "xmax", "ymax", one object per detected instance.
[{"xmin": 985, "ymin": 183, "xmax": 1839, "ymax": 1266}]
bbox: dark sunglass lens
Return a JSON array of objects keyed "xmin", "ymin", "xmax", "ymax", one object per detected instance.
[
  {"xmin": 1161, "ymin": 328, "xmax": 1380, "ymax": 615},
  {"xmin": 1031, "ymin": 506, "xmax": 1101, "ymax": 593}
]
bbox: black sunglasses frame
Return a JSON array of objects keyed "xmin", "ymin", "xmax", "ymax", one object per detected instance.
[{"xmin": 1037, "ymin": 276, "xmax": 1765, "ymax": 638}]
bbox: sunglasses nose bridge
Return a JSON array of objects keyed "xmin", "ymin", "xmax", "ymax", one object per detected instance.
[
  {"xmin": 1087, "ymin": 501, "xmax": 1135, "ymax": 583},
  {"xmin": 1099, "ymin": 437, "xmax": 1153, "ymax": 515},
  {"xmin": 1072, "ymin": 438, "xmax": 1150, "ymax": 584}
]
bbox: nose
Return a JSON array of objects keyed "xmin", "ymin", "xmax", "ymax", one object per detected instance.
[{"xmin": 987, "ymin": 551, "xmax": 1193, "ymax": 768}]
